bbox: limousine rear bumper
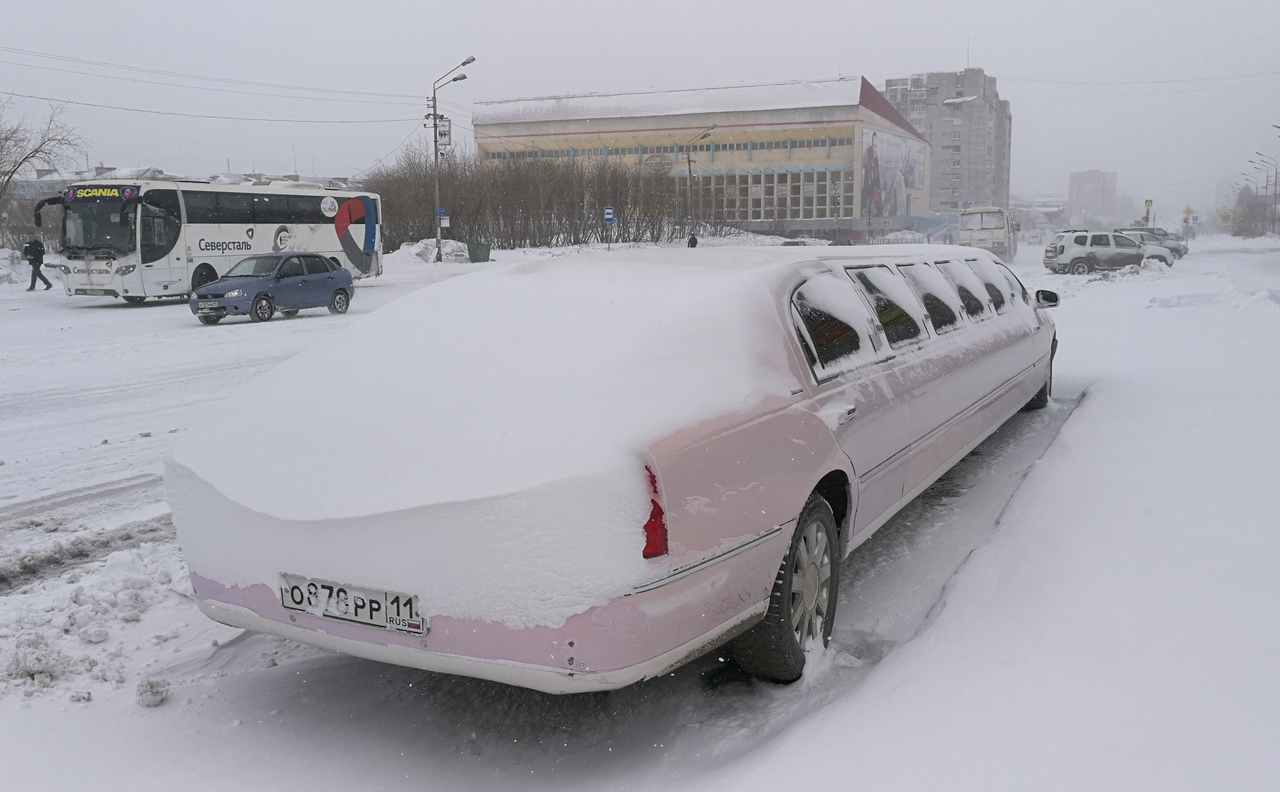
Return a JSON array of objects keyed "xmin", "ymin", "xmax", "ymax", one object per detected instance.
[{"xmin": 188, "ymin": 523, "xmax": 786, "ymax": 694}]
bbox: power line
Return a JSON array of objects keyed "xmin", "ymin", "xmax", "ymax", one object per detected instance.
[
  {"xmin": 354, "ymin": 125, "xmax": 423, "ymax": 177},
  {"xmin": 0, "ymin": 57, "xmax": 425, "ymax": 107},
  {"xmin": 2, "ymin": 90, "xmax": 420, "ymax": 124},
  {"xmin": 0, "ymin": 45, "xmax": 428, "ymax": 101}
]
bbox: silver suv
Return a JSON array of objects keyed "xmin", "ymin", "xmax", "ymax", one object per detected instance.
[{"xmin": 1043, "ymin": 231, "xmax": 1171, "ymax": 274}]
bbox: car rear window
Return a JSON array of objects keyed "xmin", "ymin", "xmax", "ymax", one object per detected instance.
[
  {"xmin": 304, "ymin": 256, "xmax": 332, "ymax": 275},
  {"xmin": 790, "ymin": 274, "xmax": 872, "ymax": 378}
]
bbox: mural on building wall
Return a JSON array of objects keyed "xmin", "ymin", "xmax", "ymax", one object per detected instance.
[{"xmin": 860, "ymin": 129, "xmax": 926, "ymax": 218}]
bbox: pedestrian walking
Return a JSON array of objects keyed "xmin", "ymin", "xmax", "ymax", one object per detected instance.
[
  {"xmin": 687, "ymin": 233, "xmax": 698, "ymax": 248},
  {"xmin": 23, "ymin": 233, "xmax": 52, "ymax": 291}
]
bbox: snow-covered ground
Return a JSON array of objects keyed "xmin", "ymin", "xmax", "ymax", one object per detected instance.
[{"xmin": 2, "ymin": 236, "xmax": 1278, "ymax": 790}]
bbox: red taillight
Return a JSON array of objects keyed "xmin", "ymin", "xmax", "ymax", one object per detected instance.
[{"xmin": 642, "ymin": 465, "xmax": 668, "ymax": 558}]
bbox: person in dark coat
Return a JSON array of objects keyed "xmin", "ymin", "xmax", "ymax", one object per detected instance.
[
  {"xmin": 23, "ymin": 233, "xmax": 52, "ymax": 291},
  {"xmin": 687, "ymin": 233, "xmax": 698, "ymax": 248}
]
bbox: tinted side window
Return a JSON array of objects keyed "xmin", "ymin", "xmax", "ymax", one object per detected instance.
[
  {"xmin": 289, "ymin": 195, "xmax": 327, "ymax": 224},
  {"xmin": 963, "ymin": 256, "xmax": 1009, "ymax": 314},
  {"xmin": 790, "ymin": 275, "xmax": 872, "ymax": 378},
  {"xmin": 1090, "ymin": 234, "xmax": 1111, "ymax": 247},
  {"xmin": 1114, "ymin": 235, "xmax": 1138, "ymax": 249},
  {"xmin": 1073, "ymin": 235, "xmax": 1087, "ymax": 246},
  {"xmin": 936, "ymin": 260, "xmax": 988, "ymax": 319},
  {"xmin": 218, "ymin": 193, "xmax": 254, "ymax": 225},
  {"xmin": 182, "ymin": 191, "xmax": 218, "ymax": 224},
  {"xmin": 304, "ymin": 256, "xmax": 331, "ymax": 275},
  {"xmin": 898, "ymin": 263, "xmax": 960, "ymax": 333},
  {"xmin": 851, "ymin": 268, "xmax": 922, "ymax": 348},
  {"xmin": 254, "ymin": 195, "xmax": 290, "ymax": 224},
  {"xmin": 278, "ymin": 257, "xmax": 304, "ymax": 278}
]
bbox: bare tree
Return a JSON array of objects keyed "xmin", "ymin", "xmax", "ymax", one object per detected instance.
[{"xmin": 0, "ymin": 103, "xmax": 83, "ymax": 209}]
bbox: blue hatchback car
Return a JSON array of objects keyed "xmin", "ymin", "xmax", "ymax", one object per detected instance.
[{"xmin": 190, "ymin": 252, "xmax": 354, "ymax": 325}]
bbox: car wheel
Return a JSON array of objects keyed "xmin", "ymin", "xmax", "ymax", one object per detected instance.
[
  {"xmin": 250, "ymin": 295, "xmax": 274, "ymax": 323},
  {"xmin": 281, "ymin": 309, "xmax": 299, "ymax": 317},
  {"xmin": 729, "ymin": 494, "xmax": 839, "ymax": 683},
  {"xmin": 1069, "ymin": 259, "xmax": 1091, "ymax": 275},
  {"xmin": 191, "ymin": 265, "xmax": 218, "ymax": 292},
  {"xmin": 197, "ymin": 315, "xmax": 222, "ymax": 326},
  {"xmin": 328, "ymin": 289, "xmax": 350, "ymax": 315},
  {"xmin": 123, "ymin": 296, "xmax": 146, "ymax": 304},
  {"xmin": 1024, "ymin": 355, "xmax": 1052, "ymax": 411}
]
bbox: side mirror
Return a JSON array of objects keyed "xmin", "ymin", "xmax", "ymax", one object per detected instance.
[
  {"xmin": 1035, "ymin": 289, "xmax": 1059, "ymax": 308},
  {"xmin": 33, "ymin": 196, "xmax": 66, "ymax": 227}
]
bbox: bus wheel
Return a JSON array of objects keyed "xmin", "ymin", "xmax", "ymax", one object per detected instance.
[
  {"xmin": 250, "ymin": 295, "xmax": 275, "ymax": 323},
  {"xmin": 328, "ymin": 289, "xmax": 350, "ymax": 315},
  {"xmin": 123, "ymin": 296, "xmax": 146, "ymax": 304},
  {"xmin": 191, "ymin": 265, "xmax": 218, "ymax": 291}
]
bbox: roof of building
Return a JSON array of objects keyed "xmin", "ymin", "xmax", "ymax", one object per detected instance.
[{"xmin": 475, "ymin": 76, "xmax": 923, "ymax": 141}]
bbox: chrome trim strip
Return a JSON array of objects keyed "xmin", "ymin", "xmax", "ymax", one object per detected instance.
[{"xmin": 630, "ymin": 524, "xmax": 787, "ymax": 595}]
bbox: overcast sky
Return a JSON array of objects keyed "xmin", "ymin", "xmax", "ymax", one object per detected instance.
[{"xmin": 4, "ymin": 0, "xmax": 1277, "ymax": 216}]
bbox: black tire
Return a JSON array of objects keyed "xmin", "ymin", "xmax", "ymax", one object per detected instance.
[
  {"xmin": 191, "ymin": 265, "xmax": 218, "ymax": 292},
  {"xmin": 281, "ymin": 309, "xmax": 299, "ymax": 318},
  {"xmin": 123, "ymin": 296, "xmax": 146, "ymax": 304},
  {"xmin": 1152, "ymin": 256, "xmax": 1168, "ymax": 266},
  {"xmin": 1069, "ymin": 259, "xmax": 1091, "ymax": 275},
  {"xmin": 1024, "ymin": 356, "xmax": 1052, "ymax": 411},
  {"xmin": 328, "ymin": 289, "xmax": 350, "ymax": 315},
  {"xmin": 250, "ymin": 295, "xmax": 274, "ymax": 323},
  {"xmin": 729, "ymin": 494, "xmax": 839, "ymax": 683},
  {"xmin": 197, "ymin": 315, "xmax": 222, "ymax": 325}
]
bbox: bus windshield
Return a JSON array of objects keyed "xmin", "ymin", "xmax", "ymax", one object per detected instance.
[
  {"xmin": 960, "ymin": 211, "xmax": 1008, "ymax": 231},
  {"xmin": 65, "ymin": 200, "xmax": 136, "ymax": 253}
]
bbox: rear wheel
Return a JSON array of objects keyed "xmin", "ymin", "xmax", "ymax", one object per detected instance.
[
  {"xmin": 1069, "ymin": 259, "xmax": 1091, "ymax": 275},
  {"xmin": 197, "ymin": 315, "xmax": 222, "ymax": 326},
  {"xmin": 250, "ymin": 295, "xmax": 274, "ymax": 323},
  {"xmin": 729, "ymin": 494, "xmax": 839, "ymax": 683},
  {"xmin": 328, "ymin": 289, "xmax": 350, "ymax": 315}
]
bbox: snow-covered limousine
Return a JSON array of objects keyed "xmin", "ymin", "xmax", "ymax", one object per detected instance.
[{"xmin": 167, "ymin": 246, "xmax": 1058, "ymax": 694}]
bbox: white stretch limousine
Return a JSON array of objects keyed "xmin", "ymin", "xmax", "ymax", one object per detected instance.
[{"xmin": 167, "ymin": 245, "xmax": 1058, "ymax": 693}]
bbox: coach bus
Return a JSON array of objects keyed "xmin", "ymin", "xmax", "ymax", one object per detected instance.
[{"xmin": 34, "ymin": 180, "xmax": 382, "ymax": 302}]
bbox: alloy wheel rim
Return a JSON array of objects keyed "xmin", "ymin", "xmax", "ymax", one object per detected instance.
[{"xmin": 789, "ymin": 518, "xmax": 832, "ymax": 648}]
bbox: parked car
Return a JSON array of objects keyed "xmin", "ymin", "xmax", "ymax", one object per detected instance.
[
  {"xmin": 1115, "ymin": 227, "xmax": 1187, "ymax": 258},
  {"xmin": 168, "ymin": 246, "xmax": 1058, "ymax": 694},
  {"xmin": 1043, "ymin": 230, "xmax": 1172, "ymax": 274},
  {"xmin": 189, "ymin": 252, "xmax": 353, "ymax": 325}
]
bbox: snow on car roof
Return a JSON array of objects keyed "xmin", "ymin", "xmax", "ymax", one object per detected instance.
[{"xmin": 171, "ymin": 250, "xmax": 816, "ymax": 521}]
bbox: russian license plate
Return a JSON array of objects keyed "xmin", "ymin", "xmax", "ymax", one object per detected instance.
[
  {"xmin": 198, "ymin": 301, "xmax": 219, "ymax": 309},
  {"xmin": 279, "ymin": 574, "xmax": 426, "ymax": 635}
]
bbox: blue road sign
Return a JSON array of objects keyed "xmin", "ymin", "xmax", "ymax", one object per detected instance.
[
  {"xmin": 604, "ymin": 205, "xmax": 615, "ymax": 223},
  {"xmin": 435, "ymin": 208, "xmax": 447, "ymax": 217}
]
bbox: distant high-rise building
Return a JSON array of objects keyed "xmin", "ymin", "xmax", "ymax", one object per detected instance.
[
  {"xmin": 881, "ymin": 68, "xmax": 1011, "ymax": 213},
  {"xmin": 1068, "ymin": 170, "xmax": 1118, "ymax": 226}
]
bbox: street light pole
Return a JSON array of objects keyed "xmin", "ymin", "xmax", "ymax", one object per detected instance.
[
  {"xmin": 1255, "ymin": 153, "xmax": 1278, "ymax": 233},
  {"xmin": 431, "ymin": 56, "xmax": 475, "ymax": 262},
  {"xmin": 683, "ymin": 125, "xmax": 716, "ymax": 233}
]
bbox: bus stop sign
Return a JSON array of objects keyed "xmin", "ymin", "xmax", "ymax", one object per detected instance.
[{"xmin": 604, "ymin": 205, "xmax": 614, "ymax": 224}]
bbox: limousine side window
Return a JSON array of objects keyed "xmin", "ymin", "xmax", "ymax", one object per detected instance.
[
  {"xmin": 996, "ymin": 262, "xmax": 1031, "ymax": 305},
  {"xmin": 898, "ymin": 263, "xmax": 961, "ymax": 334},
  {"xmin": 963, "ymin": 256, "xmax": 1009, "ymax": 314},
  {"xmin": 790, "ymin": 275, "xmax": 874, "ymax": 379},
  {"xmin": 848, "ymin": 266, "xmax": 923, "ymax": 349},
  {"xmin": 935, "ymin": 260, "xmax": 989, "ymax": 320}
]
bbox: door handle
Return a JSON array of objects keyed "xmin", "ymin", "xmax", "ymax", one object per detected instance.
[{"xmin": 837, "ymin": 405, "xmax": 858, "ymax": 425}]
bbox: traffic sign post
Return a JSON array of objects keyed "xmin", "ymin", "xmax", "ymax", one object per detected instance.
[{"xmin": 604, "ymin": 205, "xmax": 614, "ymax": 251}]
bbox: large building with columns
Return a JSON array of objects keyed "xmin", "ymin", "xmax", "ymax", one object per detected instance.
[{"xmin": 471, "ymin": 77, "xmax": 929, "ymax": 240}]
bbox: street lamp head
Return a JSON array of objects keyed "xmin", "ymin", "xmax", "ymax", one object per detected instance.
[
  {"xmin": 462, "ymin": 56, "xmax": 476, "ymax": 66},
  {"xmin": 453, "ymin": 73, "xmax": 467, "ymax": 82}
]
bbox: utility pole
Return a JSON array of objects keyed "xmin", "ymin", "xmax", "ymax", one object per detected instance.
[
  {"xmin": 683, "ymin": 125, "xmax": 716, "ymax": 233},
  {"xmin": 430, "ymin": 56, "xmax": 475, "ymax": 262}
]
